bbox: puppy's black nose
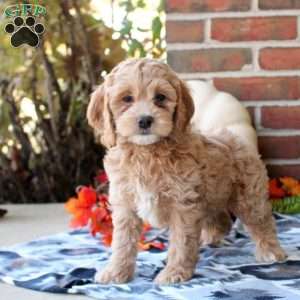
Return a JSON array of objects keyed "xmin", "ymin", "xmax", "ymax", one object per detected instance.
[{"xmin": 138, "ymin": 115, "xmax": 154, "ymax": 129}]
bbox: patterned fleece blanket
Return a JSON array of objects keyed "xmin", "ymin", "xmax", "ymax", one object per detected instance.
[{"xmin": 0, "ymin": 213, "xmax": 300, "ymax": 300}]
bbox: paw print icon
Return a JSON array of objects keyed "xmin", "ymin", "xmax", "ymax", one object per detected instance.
[{"xmin": 4, "ymin": 16, "xmax": 45, "ymax": 47}]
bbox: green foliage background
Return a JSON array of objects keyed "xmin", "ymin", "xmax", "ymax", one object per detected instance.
[{"xmin": 0, "ymin": 0, "xmax": 165, "ymax": 203}]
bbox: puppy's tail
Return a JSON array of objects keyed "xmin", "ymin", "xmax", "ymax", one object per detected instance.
[{"xmin": 187, "ymin": 80, "xmax": 258, "ymax": 152}]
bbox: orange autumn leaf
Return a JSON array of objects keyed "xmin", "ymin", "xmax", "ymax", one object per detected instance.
[
  {"xmin": 65, "ymin": 187, "xmax": 97, "ymax": 212},
  {"xmin": 280, "ymin": 177, "xmax": 300, "ymax": 196},
  {"xmin": 138, "ymin": 241, "xmax": 151, "ymax": 250},
  {"xmin": 280, "ymin": 177, "xmax": 298, "ymax": 190},
  {"xmin": 65, "ymin": 187, "xmax": 97, "ymax": 229},
  {"xmin": 269, "ymin": 178, "xmax": 285, "ymax": 198},
  {"xmin": 65, "ymin": 197, "xmax": 79, "ymax": 214},
  {"xmin": 102, "ymin": 233, "xmax": 113, "ymax": 247},
  {"xmin": 138, "ymin": 240, "xmax": 165, "ymax": 251},
  {"xmin": 291, "ymin": 186, "xmax": 300, "ymax": 196},
  {"xmin": 149, "ymin": 241, "xmax": 165, "ymax": 250},
  {"xmin": 90, "ymin": 207, "xmax": 113, "ymax": 237},
  {"xmin": 78, "ymin": 187, "xmax": 97, "ymax": 208},
  {"xmin": 70, "ymin": 210, "xmax": 91, "ymax": 228}
]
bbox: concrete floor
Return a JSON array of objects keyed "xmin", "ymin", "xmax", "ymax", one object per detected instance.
[{"xmin": 0, "ymin": 204, "xmax": 88, "ymax": 300}]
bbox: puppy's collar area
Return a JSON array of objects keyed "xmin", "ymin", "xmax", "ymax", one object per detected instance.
[{"xmin": 128, "ymin": 134, "xmax": 160, "ymax": 145}]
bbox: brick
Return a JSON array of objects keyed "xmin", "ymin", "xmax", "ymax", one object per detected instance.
[
  {"xmin": 261, "ymin": 106, "xmax": 300, "ymax": 129},
  {"xmin": 168, "ymin": 48, "xmax": 251, "ymax": 73},
  {"xmin": 260, "ymin": 48, "xmax": 300, "ymax": 70},
  {"xmin": 259, "ymin": 0, "xmax": 300, "ymax": 10},
  {"xmin": 166, "ymin": 0, "xmax": 251, "ymax": 13},
  {"xmin": 214, "ymin": 77, "xmax": 300, "ymax": 101},
  {"xmin": 258, "ymin": 136, "xmax": 300, "ymax": 159},
  {"xmin": 267, "ymin": 164, "xmax": 300, "ymax": 179},
  {"xmin": 166, "ymin": 21, "xmax": 204, "ymax": 43},
  {"xmin": 211, "ymin": 17, "xmax": 297, "ymax": 42}
]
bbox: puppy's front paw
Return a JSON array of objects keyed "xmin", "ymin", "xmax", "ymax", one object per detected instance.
[
  {"xmin": 154, "ymin": 266, "xmax": 193, "ymax": 285},
  {"xmin": 256, "ymin": 244, "xmax": 287, "ymax": 263},
  {"xmin": 95, "ymin": 264, "xmax": 134, "ymax": 284}
]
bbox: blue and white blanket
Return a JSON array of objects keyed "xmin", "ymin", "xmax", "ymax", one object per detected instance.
[{"xmin": 0, "ymin": 213, "xmax": 300, "ymax": 300}]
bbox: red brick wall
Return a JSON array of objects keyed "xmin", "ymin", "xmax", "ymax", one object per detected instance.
[{"xmin": 166, "ymin": 0, "xmax": 300, "ymax": 178}]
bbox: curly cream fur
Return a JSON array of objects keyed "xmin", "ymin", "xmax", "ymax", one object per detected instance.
[{"xmin": 87, "ymin": 58, "xmax": 286, "ymax": 285}]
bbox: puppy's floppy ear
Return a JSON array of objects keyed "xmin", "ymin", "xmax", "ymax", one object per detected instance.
[
  {"xmin": 87, "ymin": 84, "xmax": 116, "ymax": 148},
  {"xmin": 174, "ymin": 79, "xmax": 195, "ymax": 132},
  {"xmin": 87, "ymin": 84, "xmax": 104, "ymax": 130}
]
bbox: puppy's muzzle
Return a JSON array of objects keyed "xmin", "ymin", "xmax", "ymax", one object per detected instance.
[{"xmin": 138, "ymin": 115, "xmax": 154, "ymax": 130}]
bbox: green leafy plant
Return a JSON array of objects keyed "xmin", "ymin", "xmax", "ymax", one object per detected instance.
[
  {"xmin": 272, "ymin": 196, "xmax": 300, "ymax": 214},
  {"xmin": 118, "ymin": 0, "xmax": 165, "ymax": 58}
]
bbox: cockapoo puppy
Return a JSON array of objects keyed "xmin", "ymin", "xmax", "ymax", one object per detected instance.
[{"xmin": 87, "ymin": 58, "xmax": 286, "ymax": 285}]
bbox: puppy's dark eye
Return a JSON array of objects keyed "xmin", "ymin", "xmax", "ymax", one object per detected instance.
[
  {"xmin": 154, "ymin": 93, "xmax": 166, "ymax": 106},
  {"xmin": 122, "ymin": 95, "xmax": 133, "ymax": 103}
]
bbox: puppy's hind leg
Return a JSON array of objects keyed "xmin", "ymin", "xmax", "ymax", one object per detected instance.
[
  {"xmin": 233, "ymin": 204, "xmax": 286, "ymax": 262},
  {"xmin": 230, "ymin": 163, "xmax": 286, "ymax": 263},
  {"xmin": 200, "ymin": 211, "xmax": 232, "ymax": 247}
]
